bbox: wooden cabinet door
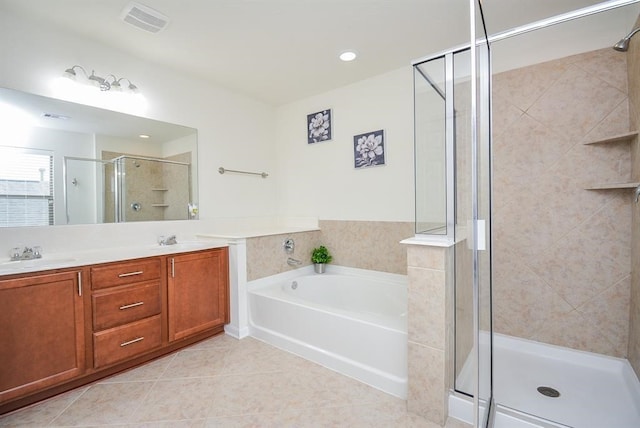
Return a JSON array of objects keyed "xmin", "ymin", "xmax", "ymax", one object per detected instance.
[
  {"xmin": 0, "ymin": 271, "xmax": 85, "ymax": 402},
  {"xmin": 167, "ymin": 249, "xmax": 229, "ymax": 342}
]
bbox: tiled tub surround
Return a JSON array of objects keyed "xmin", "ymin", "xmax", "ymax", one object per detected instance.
[
  {"xmin": 492, "ymin": 47, "xmax": 633, "ymax": 357},
  {"xmin": 246, "ymin": 220, "xmax": 413, "ymax": 281}
]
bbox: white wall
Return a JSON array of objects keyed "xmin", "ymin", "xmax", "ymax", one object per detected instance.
[
  {"xmin": 0, "ymin": 7, "xmax": 417, "ymax": 254},
  {"xmin": 275, "ymin": 67, "xmax": 415, "ymax": 222},
  {"xmin": 0, "ymin": 9, "xmax": 278, "ymax": 222}
]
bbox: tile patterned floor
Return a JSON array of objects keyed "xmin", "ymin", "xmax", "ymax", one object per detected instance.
[{"xmin": 0, "ymin": 335, "xmax": 471, "ymax": 427}]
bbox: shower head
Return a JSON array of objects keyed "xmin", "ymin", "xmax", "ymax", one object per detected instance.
[{"xmin": 614, "ymin": 27, "xmax": 640, "ymax": 52}]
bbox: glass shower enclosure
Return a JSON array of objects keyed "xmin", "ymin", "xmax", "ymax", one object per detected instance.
[
  {"xmin": 64, "ymin": 155, "xmax": 192, "ymax": 224},
  {"xmin": 413, "ymin": 0, "xmax": 492, "ymax": 425}
]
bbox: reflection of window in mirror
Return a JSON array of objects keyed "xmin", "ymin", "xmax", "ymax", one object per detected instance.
[{"xmin": 0, "ymin": 147, "xmax": 53, "ymax": 227}]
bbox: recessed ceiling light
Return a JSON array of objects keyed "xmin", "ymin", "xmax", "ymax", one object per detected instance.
[
  {"xmin": 139, "ymin": 134, "xmax": 150, "ymax": 139},
  {"xmin": 339, "ymin": 51, "xmax": 357, "ymax": 62}
]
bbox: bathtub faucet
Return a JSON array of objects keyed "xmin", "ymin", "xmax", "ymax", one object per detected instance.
[{"xmin": 287, "ymin": 257, "xmax": 302, "ymax": 266}]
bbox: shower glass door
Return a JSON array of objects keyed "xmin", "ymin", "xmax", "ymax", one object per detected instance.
[
  {"xmin": 413, "ymin": 5, "xmax": 493, "ymax": 420},
  {"xmin": 470, "ymin": 0, "xmax": 493, "ymax": 424}
]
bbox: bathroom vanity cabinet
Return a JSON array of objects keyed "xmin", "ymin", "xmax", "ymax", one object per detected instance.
[
  {"xmin": 0, "ymin": 270, "xmax": 85, "ymax": 403},
  {"xmin": 90, "ymin": 258, "xmax": 164, "ymax": 368},
  {"xmin": 0, "ymin": 246, "xmax": 229, "ymax": 415},
  {"xmin": 168, "ymin": 250, "xmax": 229, "ymax": 341}
]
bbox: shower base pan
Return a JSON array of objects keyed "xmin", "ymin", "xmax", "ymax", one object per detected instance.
[{"xmin": 452, "ymin": 333, "xmax": 640, "ymax": 427}]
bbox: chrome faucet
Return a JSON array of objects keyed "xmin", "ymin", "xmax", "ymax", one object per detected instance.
[
  {"xmin": 158, "ymin": 235, "xmax": 177, "ymax": 246},
  {"xmin": 10, "ymin": 246, "xmax": 42, "ymax": 261}
]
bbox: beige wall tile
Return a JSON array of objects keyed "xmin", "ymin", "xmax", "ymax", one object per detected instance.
[
  {"xmin": 528, "ymin": 194, "xmax": 630, "ymax": 309},
  {"xmin": 407, "ymin": 245, "xmax": 446, "ymax": 270},
  {"xmin": 531, "ymin": 309, "xmax": 621, "ymax": 357},
  {"xmin": 576, "ymin": 276, "xmax": 631, "ymax": 357},
  {"xmin": 246, "ymin": 220, "xmax": 413, "ymax": 281},
  {"xmin": 408, "ymin": 267, "xmax": 446, "ymax": 349},
  {"xmin": 493, "ymin": 48, "xmax": 633, "ymax": 357},
  {"xmin": 318, "ymin": 220, "xmax": 414, "ymax": 275},
  {"xmin": 493, "ymin": 57, "xmax": 570, "ymax": 112},
  {"xmin": 246, "ymin": 230, "xmax": 321, "ymax": 281},
  {"xmin": 407, "ymin": 342, "xmax": 446, "ymax": 426},
  {"xmin": 627, "ymin": 15, "xmax": 640, "ymax": 377},
  {"xmin": 526, "ymin": 63, "xmax": 627, "ymax": 141}
]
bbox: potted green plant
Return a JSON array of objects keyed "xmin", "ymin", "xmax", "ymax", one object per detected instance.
[{"xmin": 311, "ymin": 245, "xmax": 332, "ymax": 274}]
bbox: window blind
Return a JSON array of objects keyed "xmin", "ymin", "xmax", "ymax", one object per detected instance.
[{"xmin": 0, "ymin": 148, "xmax": 54, "ymax": 227}]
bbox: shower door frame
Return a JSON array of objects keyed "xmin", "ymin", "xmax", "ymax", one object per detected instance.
[
  {"xmin": 412, "ymin": 38, "xmax": 494, "ymax": 428},
  {"xmin": 470, "ymin": 0, "xmax": 494, "ymax": 426}
]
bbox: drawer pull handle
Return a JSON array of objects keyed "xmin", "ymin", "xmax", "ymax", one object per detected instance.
[
  {"xmin": 118, "ymin": 271, "xmax": 143, "ymax": 278},
  {"xmin": 119, "ymin": 301, "xmax": 144, "ymax": 310},
  {"xmin": 120, "ymin": 337, "xmax": 144, "ymax": 347}
]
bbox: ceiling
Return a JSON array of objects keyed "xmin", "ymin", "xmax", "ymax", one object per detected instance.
[{"xmin": 0, "ymin": 0, "xmax": 638, "ymax": 105}]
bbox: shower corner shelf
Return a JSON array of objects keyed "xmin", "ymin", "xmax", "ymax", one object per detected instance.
[
  {"xmin": 151, "ymin": 204, "xmax": 169, "ymax": 207},
  {"xmin": 151, "ymin": 188, "xmax": 169, "ymax": 191},
  {"xmin": 582, "ymin": 130, "xmax": 638, "ymax": 145},
  {"xmin": 584, "ymin": 130, "xmax": 639, "ymax": 190},
  {"xmin": 585, "ymin": 182, "xmax": 640, "ymax": 190}
]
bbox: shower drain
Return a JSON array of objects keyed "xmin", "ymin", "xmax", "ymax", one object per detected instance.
[{"xmin": 537, "ymin": 386, "xmax": 560, "ymax": 398}]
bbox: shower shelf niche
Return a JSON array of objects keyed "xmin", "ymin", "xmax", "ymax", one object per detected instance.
[
  {"xmin": 586, "ymin": 182, "xmax": 640, "ymax": 190},
  {"xmin": 584, "ymin": 130, "xmax": 638, "ymax": 190},
  {"xmin": 582, "ymin": 130, "xmax": 638, "ymax": 145}
]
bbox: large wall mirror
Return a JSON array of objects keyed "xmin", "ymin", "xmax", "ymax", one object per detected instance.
[{"xmin": 0, "ymin": 87, "xmax": 198, "ymax": 227}]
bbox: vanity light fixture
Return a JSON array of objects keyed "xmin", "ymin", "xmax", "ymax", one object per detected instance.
[
  {"xmin": 339, "ymin": 51, "xmax": 358, "ymax": 62},
  {"xmin": 63, "ymin": 65, "xmax": 139, "ymax": 94},
  {"xmin": 138, "ymin": 134, "xmax": 150, "ymax": 139}
]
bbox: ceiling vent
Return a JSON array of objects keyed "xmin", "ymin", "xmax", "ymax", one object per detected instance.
[{"xmin": 120, "ymin": 2, "xmax": 170, "ymax": 34}]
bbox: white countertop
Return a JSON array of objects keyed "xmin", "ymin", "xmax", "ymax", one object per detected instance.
[{"xmin": 0, "ymin": 239, "xmax": 229, "ymax": 276}]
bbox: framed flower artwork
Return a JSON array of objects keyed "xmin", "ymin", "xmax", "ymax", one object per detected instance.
[
  {"xmin": 307, "ymin": 109, "xmax": 332, "ymax": 144},
  {"xmin": 353, "ymin": 129, "xmax": 385, "ymax": 168}
]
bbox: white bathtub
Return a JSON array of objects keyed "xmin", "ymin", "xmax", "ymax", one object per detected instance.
[{"xmin": 247, "ymin": 265, "xmax": 408, "ymax": 398}]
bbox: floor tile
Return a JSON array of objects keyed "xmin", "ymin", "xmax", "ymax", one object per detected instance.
[{"xmin": 0, "ymin": 334, "xmax": 450, "ymax": 427}]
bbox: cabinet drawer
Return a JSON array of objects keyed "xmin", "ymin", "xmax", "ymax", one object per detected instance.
[
  {"xmin": 91, "ymin": 259, "xmax": 161, "ymax": 290},
  {"xmin": 93, "ymin": 315, "xmax": 161, "ymax": 368},
  {"xmin": 93, "ymin": 282, "xmax": 161, "ymax": 330}
]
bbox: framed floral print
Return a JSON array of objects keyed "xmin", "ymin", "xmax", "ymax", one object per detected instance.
[
  {"xmin": 353, "ymin": 129, "xmax": 385, "ymax": 168},
  {"xmin": 307, "ymin": 109, "xmax": 332, "ymax": 144}
]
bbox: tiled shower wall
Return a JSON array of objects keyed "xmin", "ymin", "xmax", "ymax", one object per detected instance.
[
  {"xmin": 246, "ymin": 220, "xmax": 413, "ymax": 281},
  {"xmin": 628, "ymin": 15, "xmax": 640, "ymax": 376},
  {"xmin": 492, "ymin": 48, "xmax": 632, "ymax": 357}
]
